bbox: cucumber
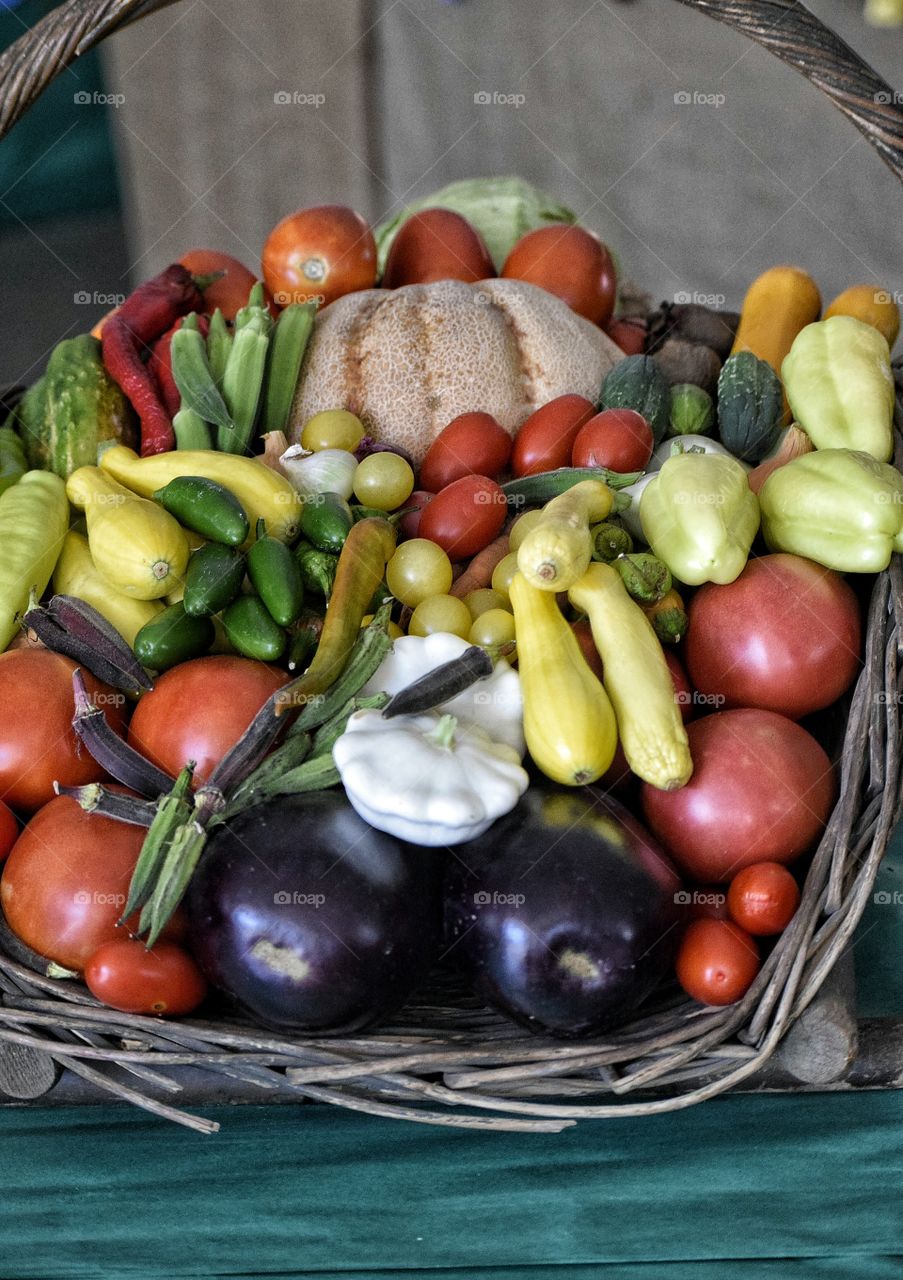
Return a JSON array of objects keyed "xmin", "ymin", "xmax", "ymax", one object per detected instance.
[
  {"xmin": 221, "ymin": 594, "xmax": 287, "ymax": 661},
  {"xmin": 0, "ymin": 425, "xmax": 27, "ymax": 496},
  {"xmin": 248, "ymin": 520, "xmax": 305, "ymax": 626},
  {"xmin": 501, "ymin": 466, "xmax": 640, "ymax": 507},
  {"xmin": 134, "ymin": 603, "xmax": 215, "ymax": 670},
  {"xmin": 183, "ymin": 543, "xmax": 246, "ymax": 617},
  {"xmin": 153, "ymin": 476, "xmax": 250, "ymax": 546},
  {"xmin": 716, "ymin": 352, "xmax": 783, "ymax": 462},
  {"xmin": 300, "ymin": 491, "xmax": 354, "ymax": 552}
]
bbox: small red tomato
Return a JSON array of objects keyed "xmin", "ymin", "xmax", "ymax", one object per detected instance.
[
  {"xmin": 382, "ymin": 208, "xmax": 495, "ymax": 288},
  {"xmin": 501, "ymin": 225, "xmax": 617, "ymax": 326},
  {"xmin": 606, "ymin": 317, "xmax": 647, "ymax": 355},
  {"xmin": 727, "ymin": 862, "xmax": 801, "ymax": 936},
  {"xmin": 663, "ymin": 649, "xmax": 694, "ymax": 724},
  {"xmin": 572, "ymin": 409, "xmax": 654, "ymax": 473},
  {"xmin": 85, "ymin": 939, "xmax": 208, "ymax": 1016},
  {"xmin": 418, "ymin": 475, "xmax": 507, "ymax": 560},
  {"xmin": 512, "ymin": 394, "xmax": 596, "ymax": 477},
  {"xmin": 398, "ymin": 490, "xmax": 435, "ymax": 540},
  {"xmin": 179, "ymin": 249, "xmax": 276, "ymax": 321},
  {"xmin": 262, "ymin": 204, "xmax": 376, "ymax": 307},
  {"xmin": 676, "ymin": 918, "xmax": 760, "ymax": 1006},
  {"xmin": 419, "ymin": 412, "xmax": 512, "ymax": 492},
  {"xmin": 0, "ymin": 801, "xmax": 17, "ymax": 862}
]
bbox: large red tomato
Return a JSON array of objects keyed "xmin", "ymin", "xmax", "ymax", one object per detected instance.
[
  {"xmin": 501, "ymin": 225, "xmax": 617, "ymax": 326},
  {"xmin": 685, "ymin": 554, "xmax": 861, "ymax": 719},
  {"xmin": 641, "ymin": 709, "xmax": 835, "ymax": 881},
  {"xmin": 0, "ymin": 650, "xmax": 127, "ymax": 814},
  {"xmin": 417, "ymin": 475, "xmax": 507, "ymax": 560},
  {"xmin": 0, "ymin": 795, "xmax": 146, "ymax": 970},
  {"xmin": 419, "ymin": 412, "xmax": 512, "ymax": 492},
  {"xmin": 382, "ymin": 209, "xmax": 494, "ymax": 288},
  {"xmin": 128, "ymin": 657, "xmax": 288, "ymax": 783},
  {"xmin": 262, "ymin": 204, "xmax": 376, "ymax": 306},
  {"xmin": 511, "ymin": 394, "xmax": 596, "ymax": 477}
]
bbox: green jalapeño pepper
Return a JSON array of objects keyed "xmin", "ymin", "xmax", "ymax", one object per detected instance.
[
  {"xmin": 782, "ymin": 316, "xmax": 895, "ymax": 462},
  {"xmin": 759, "ymin": 448, "xmax": 903, "ymax": 573},
  {"xmin": 639, "ymin": 452, "xmax": 759, "ymax": 585}
]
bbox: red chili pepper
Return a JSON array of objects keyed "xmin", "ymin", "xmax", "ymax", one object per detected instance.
[
  {"xmin": 101, "ymin": 265, "xmax": 203, "ymax": 457},
  {"xmin": 149, "ymin": 313, "xmax": 210, "ymax": 420}
]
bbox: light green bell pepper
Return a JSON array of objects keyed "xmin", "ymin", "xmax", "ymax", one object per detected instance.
[
  {"xmin": 759, "ymin": 448, "xmax": 903, "ymax": 573},
  {"xmin": 782, "ymin": 316, "xmax": 895, "ymax": 462},
  {"xmin": 639, "ymin": 452, "xmax": 759, "ymax": 585}
]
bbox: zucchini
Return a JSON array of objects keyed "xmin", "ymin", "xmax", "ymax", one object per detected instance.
[
  {"xmin": 716, "ymin": 351, "xmax": 784, "ymax": 462},
  {"xmin": 501, "ymin": 465, "xmax": 639, "ymax": 507},
  {"xmin": 599, "ymin": 355, "xmax": 670, "ymax": 444}
]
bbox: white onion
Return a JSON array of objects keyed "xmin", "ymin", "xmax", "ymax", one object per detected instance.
[{"xmin": 279, "ymin": 446, "xmax": 358, "ymax": 500}]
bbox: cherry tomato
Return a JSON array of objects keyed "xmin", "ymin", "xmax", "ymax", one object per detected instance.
[
  {"xmin": 85, "ymin": 939, "xmax": 207, "ymax": 1016},
  {"xmin": 382, "ymin": 208, "xmax": 495, "ymax": 288},
  {"xmin": 262, "ymin": 204, "xmax": 376, "ymax": 307},
  {"xmin": 0, "ymin": 801, "xmax": 17, "ymax": 862},
  {"xmin": 641, "ymin": 709, "xmax": 835, "ymax": 882},
  {"xmin": 685, "ymin": 554, "xmax": 862, "ymax": 720},
  {"xmin": 676, "ymin": 918, "xmax": 760, "ymax": 1006},
  {"xmin": 512, "ymin": 394, "xmax": 596, "ymax": 477},
  {"xmin": 179, "ymin": 249, "xmax": 275, "ymax": 321},
  {"xmin": 397, "ymin": 490, "xmax": 435, "ymax": 540},
  {"xmin": 572, "ymin": 409, "xmax": 654, "ymax": 473},
  {"xmin": 606, "ymin": 317, "xmax": 647, "ymax": 355},
  {"xmin": 501, "ymin": 225, "xmax": 617, "ymax": 326},
  {"xmin": 0, "ymin": 650, "xmax": 127, "ymax": 814},
  {"xmin": 663, "ymin": 649, "xmax": 694, "ymax": 724},
  {"xmin": 128, "ymin": 657, "xmax": 288, "ymax": 783},
  {"xmin": 727, "ymin": 862, "xmax": 800, "ymax": 936},
  {"xmin": 418, "ymin": 475, "xmax": 507, "ymax": 560},
  {"xmin": 0, "ymin": 795, "xmax": 146, "ymax": 970},
  {"xmin": 419, "ymin": 412, "xmax": 512, "ymax": 492}
]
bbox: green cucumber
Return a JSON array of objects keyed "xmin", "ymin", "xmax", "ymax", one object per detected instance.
[
  {"xmin": 0, "ymin": 425, "xmax": 27, "ymax": 496},
  {"xmin": 134, "ymin": 603, "xmax": 215, "ymax": 670},
  {"xmin": 501, "ymin": 466, "xmax": 640, "ymax": 507},
  {"xmin": 153, "ymin": 476, "xmax": 250, "ymax": 546},
  {"xmin": 247, "ymin": 519, "xmax": 304, "ymax": 627},
  {"xmin": 716, "ymin": 352, "xmax": 783, "ymax": 462},
  {"xmin": 221, "ymin": 594, "xmax": 287, "ymax": 661},
  {"xmin": 300, "ymin": 491, "xmax": 354, "ymax": 553},
  {"xmin": 183, "ymin": 543, "xmax": 246, "ymax": 617}
]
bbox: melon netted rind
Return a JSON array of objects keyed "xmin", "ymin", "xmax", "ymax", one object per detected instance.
[{"xmin": 289, "ymin": 279, "xmax": 623, "ymax": 467}]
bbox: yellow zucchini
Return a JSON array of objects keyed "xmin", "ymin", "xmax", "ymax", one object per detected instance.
[
  {"xmin": 824, "ymin": 284, "xmax": 900, "ymax": 349},
  {"xmin": 53, "ymin": 531, "xmax": 164, "ymax": 646},
  {"xmin": 568, "ymin": 563, "xmax": 692, "ymax": 791},
  {"xmin": 508, "ymin": 571, "xmax": 617, "ymax": 785},
  {"xmin": 516, "ymin": 479, "xmax": 613, "ymax": 592},
  {"xmin": 731, "ymin": 266, "xmax": 822, "ymax": 377},
  {"xmin": 66, "ymin": 466, "xmax": 189, "ymax": 600}
]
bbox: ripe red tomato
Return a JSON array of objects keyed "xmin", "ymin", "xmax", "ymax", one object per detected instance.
[
  {"xmin": 641, "ymin": 709, "xmax": 835, "ymax": 882},
  {"xmin": 572, "ymin": 409, "xmax": 654, "ymax": 473},
  {"xmin": 262, "ymin": 204, "xmax": 376, "ymax": 307},
  {"xmin": 685, "ymin": 554, "xmax": 862, "ymax": 720},
  {"xmin": 128, "ymin": 657, "xmax": 288, "ymax": 783},
  {"xmin": 676, "ymin": 918, "xmax": 760, "ymax": 1006},
  {"xmin": 397, "ymin": 490, "xmax": 435, "ymax": 540},
  {"xmin": 0, "ymin": 650, "xmax": 127, "ymax": 814},
  {"xmin": 85, "ymin": 939, "xmax": 207, "ymax": 1016},
  {"xmin": 419, "ymin": 412, "xmax": 512, "ymax": 492},
  {"xmin": 663, "ymin": 649, "xmax": 694, "ymax": 724},
  {"xmin": 382, "ymin": 208, "xmax": 495, "ymax": 288},
  {"xmin": 0, "ymin": 802, "xmax": 17, "ymax": 862},
  {"xmin": 501, "ymin": 225, "xmax": 617, "ymax": 326},
  {"xmin": 418, "ymin": 475, "xmax": 507, "ymax": 561},
  {"xmin": 606, "ymin": 317, "xmax": 647, "ymax": 355},
  {"xmin": 0, "ymin": 795, "xmax": 146, "ymax": 970},
  {"xmin": 512, "ymin": 394, "xmax": 596, "ymax": 477},
  {"xmin": 179, "ymin": 249, "xmax": 275, "ymax": 321},
  {"xmin": 727, "ymin": 862, "xmax": 800, "ymax": 936}
]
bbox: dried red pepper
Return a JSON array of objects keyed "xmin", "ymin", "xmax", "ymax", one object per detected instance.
[
  {"xmin": 101, "ymin": 264, "xmax": 202, "ymax": 456},
  {"xmin": 149, "ymin": 313, "xmax": 210, "ymax": 420}
]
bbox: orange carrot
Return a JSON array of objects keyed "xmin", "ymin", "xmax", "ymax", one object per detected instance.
[{"xmin": 450, "ymin": 535, "xmax": 510, "ymax": 598}]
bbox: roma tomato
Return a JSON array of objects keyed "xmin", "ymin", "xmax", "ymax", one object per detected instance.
[
  {"xmin": 85, "ymin": 939, "xmax": 207, "ymax": 1016},
  {"xmin": 382, "ymin": 208, "xmax": 494, "ymax": 287},
  {"xmin": 512, "ymin": 394, "xmax": 596, "ymax": 477},
  {"xmin": 606, "ymin": 317, "xmax": 647, "ymax": 355},
  {"xmin": 572, "ymin": 409, "xmax": 654, "ymax": 473},
  {"xmin": 676, "ymin": 918, "xmax": 760, "ymax": 1006},
  {"xmin": 179, "ymin": 249, "xmax": 274, "ymax": 321},
  {"xmin": 417, "ymin": 475, "xmax": 507, "ymax": 560},
  {"xmin": 419, "ymin": 412, "xmax": 512, "ymax": 492},
  {"xmin": 0, "ymin": 801, "xmax": 17, "ymax": 862},
  {"xmin": 501, "ymin": 225, "xmax": 617, "ymax": 326},
  {"xmin": 0, "ymin": 795, "xmax": 146, "ymax": 970},
  {"xmin": 685, "ymin": 554, "xmax": 861, "ymax": 720},
  {"xmin": 727, "ymin": 862, "xmax": 800, "ymax": 936},
  {"xmin": 128, "ymin": 657, "xmax": 288, "ymax": 783},
  {"xmin": 262, "ymin": 204, "xmax": 376, "ymax": 307},
  {"xmin": 641, "ymin": 709, "xmax": 835, "ymax": 882},
  {"xmin": 397, "ymin": 490, "xmax": 435, "ymax": 539},
  {"xmin": 0, "ymin": 650, "xmax": 127, "ymax": 814}
]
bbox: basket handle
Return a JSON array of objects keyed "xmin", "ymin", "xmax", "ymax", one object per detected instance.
[{"xmin": 0, "ymin": 0, "xmax": 901, "ymax": 179}]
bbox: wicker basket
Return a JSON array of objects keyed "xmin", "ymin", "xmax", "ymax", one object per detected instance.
[{"xmin": 0, "ymin": 0, "xmax": 902, "ymax": 1135}]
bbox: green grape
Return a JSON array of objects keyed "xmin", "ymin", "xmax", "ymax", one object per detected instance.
[
  {"xmin": 463, "ymin": 587, "xmax": 507, "ymax": 620},
  {"xmin": 409, "ymin": 594, "xmax": 473, "ymax": 640},
  {"xmin": 469, "ymin": 607, "xmax": 516, "ymax": 648},
  {"xmin": 490, "ymin": 551, "xmax": 520, "ymax": 602},
  {"xmin": 301, "ymin": 409, "xmax": 365, "ymax": 453},
  {"xmin": 386, "ymin": 539, "xmax": 453, "ymax": 607},
  {"xmin": 353, "ymin": 452, "xmax": 415, "ymax": 511},
  {"xmin": 507, "ymin": 507, "xmax": 544, "ymax": 554}
]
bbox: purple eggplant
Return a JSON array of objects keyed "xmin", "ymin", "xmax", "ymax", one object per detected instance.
[
  {"xmin": 444, "ymin": 784, "xmax": 683, "ymax": 1037},
  {"xmin": 188, "ymin": 793, "xmax": 443, "ymax": 1033}
]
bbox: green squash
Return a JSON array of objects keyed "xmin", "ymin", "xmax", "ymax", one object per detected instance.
[
  {"xmin": 716, "ymin": 352, "xmax": 783, "ymax": 462},
  {"xmin": 599, "ymin": 355, "xmax": 670, "ymax": 445}
]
